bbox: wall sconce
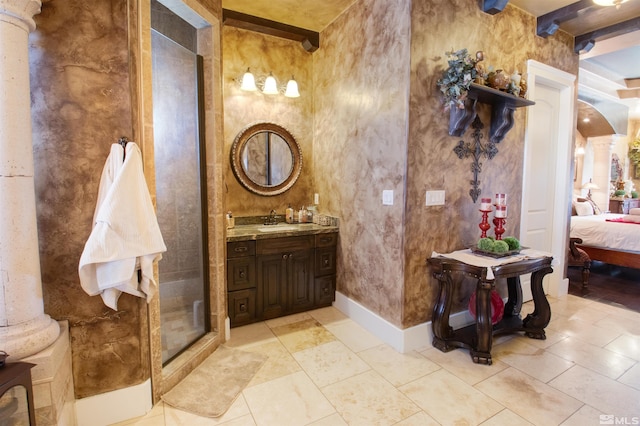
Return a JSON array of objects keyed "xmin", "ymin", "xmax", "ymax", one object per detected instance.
[
  {"xmin": 237, "ymin": 69, "xmax": 300, "ymax": 98},
  {"xmin": 593, "ymin": 0, "xmax": 628, "ymax": 8}
]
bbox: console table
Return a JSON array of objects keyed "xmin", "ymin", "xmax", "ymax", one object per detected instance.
[
  {"xmin": 427, "ymin": 254, "xmax": 553, "ymax": 364},
  {"xmin": 0, "ymin": 362, "xmax": 36, "ymax": 425}
]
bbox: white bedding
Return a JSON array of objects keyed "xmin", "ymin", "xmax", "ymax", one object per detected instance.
[{"xmin": 570, "ymin": 213, "xmax": 640, "ymax": 253}]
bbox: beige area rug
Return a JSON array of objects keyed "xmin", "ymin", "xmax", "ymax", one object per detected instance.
[{"xmin": 162, "ymin": 345, "xmax": 267, "ymax": 418}]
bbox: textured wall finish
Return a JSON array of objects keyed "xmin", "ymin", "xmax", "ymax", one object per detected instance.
[
  {"xmin": 30, "ymin": 0, "xmax": 148, "ymax": 398},
  {"xmin": 313, "ymin": 0, "xmax": 578, "ymax": 330},
  {"xmin": 223, "ymin": 27, "xmax": 314, "ymax": 217},
  {"xmin": 313, "ymin": 0, "xmax": 412, "ymax": 327},
  {"xmin": 403, "ymin": 0, "xmax": 578, "ymax": 326}
]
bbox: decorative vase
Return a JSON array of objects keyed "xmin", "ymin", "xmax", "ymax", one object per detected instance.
[{"xmin": 487, "ymin": 70, "xmax": 509, "ymax": 91}]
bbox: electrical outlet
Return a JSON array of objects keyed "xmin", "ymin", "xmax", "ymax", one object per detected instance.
[
  {"xmin": 382, "ymin": 190, "xmax": 394, "ymax": 205},
  {"xmin": 314, "ymin": 193, "xmax": 319, "ymax": 204},
  {"xmin": 426, "ymin": 190, "xmax": 445, "ymax": 206}
]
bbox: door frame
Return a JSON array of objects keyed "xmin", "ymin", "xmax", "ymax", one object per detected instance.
[{"xmin": 520, "ymin": 60, "xmax": 576, "ymax": 298}]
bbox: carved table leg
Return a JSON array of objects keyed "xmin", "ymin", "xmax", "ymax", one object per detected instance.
[
  {"xmin": 523, "ymin": 266, "xmax": 553, "ymax": 339},
  {"xmin": 473, "ymin": 281, "xmax": 493, "ymax": 365},
  {"xmin": 431, "ymin": 272, "xmax": 455, "ymax": 352},
  {"xmin": 503, "ymin": 276, "xmax": 522, "ymax": 318}
]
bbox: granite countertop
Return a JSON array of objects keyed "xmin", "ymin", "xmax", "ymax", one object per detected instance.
[{"xmin": 226, "ymin": 222, "xmax": 339, "ymax": 242}]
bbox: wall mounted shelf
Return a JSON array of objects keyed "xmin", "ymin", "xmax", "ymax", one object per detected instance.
[{"xmin": 449, "ymin": 83, "xmax": 535, "ymax": 143}]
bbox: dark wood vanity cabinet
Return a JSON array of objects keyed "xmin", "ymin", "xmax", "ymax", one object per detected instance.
[{"xmin": 227, "ymin": 232, "xmax": 337, "ymax": 328}]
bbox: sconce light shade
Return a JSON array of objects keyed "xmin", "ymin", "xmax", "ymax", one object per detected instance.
[
  {"xmin": 263, "ymin": 73, "xmax": 279, "ymax": 95},
  {"xmin": 240, "ymin": 68, "xmax": 257, "ymax": 91},
  {"xmin": 593, "ymin": 0, "xmax": 627, "ymax": 7},
  {"xmin": 284, "ymin": 77, "xmax": 300, "ymax": 98}
]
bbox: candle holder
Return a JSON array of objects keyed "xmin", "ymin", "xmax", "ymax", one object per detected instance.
[
  {"xmin": 479, "ymin": 210, "xmax": 491, "ymax": 238},
  {"xmin": 493, "ymin": 216, "xmax": 506, "ymax": 240}
]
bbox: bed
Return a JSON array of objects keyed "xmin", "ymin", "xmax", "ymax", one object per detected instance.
[{"xmin": 569, "ymin": 212, "xmax": 640, "ymax": 269}]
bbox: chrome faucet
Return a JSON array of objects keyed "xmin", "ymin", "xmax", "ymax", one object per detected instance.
[{"xmin": 264, "ymin": 209, "xmax": 279, "ymax": 225}]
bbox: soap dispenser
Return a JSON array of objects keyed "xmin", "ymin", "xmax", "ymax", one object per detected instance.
[{"xmin": 286, "ymin": 204, "xmax": 294, "ymax": 223}]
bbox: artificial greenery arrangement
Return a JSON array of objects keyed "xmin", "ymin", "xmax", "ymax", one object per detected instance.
[
  {"xmin": 436, "ymin": 48, "xmax": 478, "ymax": 111},
  {"xmin": 477, "ymin": 236, "xmax": 520, "ymax": 254}
]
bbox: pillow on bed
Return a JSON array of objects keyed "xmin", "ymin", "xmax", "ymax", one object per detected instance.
[
  {"xmin": 576, "ymin": 197, "xmax": 602, "ymax": 215},
  {"xmin": 574, "ymin": 201, "xmax": 594, "ymax": 216}
]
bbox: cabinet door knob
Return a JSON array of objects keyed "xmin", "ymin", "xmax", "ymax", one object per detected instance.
[
  {"xmin": 323, "ymin": 259, "xmax": 329, "ymax": 267},
  {"xmin": 239, "ymin": 271, "xmax": 246, "ymax": 278},
  {"xmin": 283, "ymin": 254, "xmax": 289, "ymax": 260},
  {"xmin": 239, "ymin": 303, "xmax": 246, "ymax": 312}
]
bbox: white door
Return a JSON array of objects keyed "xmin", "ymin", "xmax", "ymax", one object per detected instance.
[{"xmin": 520, "ymin": 61, "xmax": 576, "ymax": 300}]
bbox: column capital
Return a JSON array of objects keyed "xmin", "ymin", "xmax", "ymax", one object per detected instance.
[{"xmin": 0, "ymin": 0, "xmax": 41, "ymax": 32}]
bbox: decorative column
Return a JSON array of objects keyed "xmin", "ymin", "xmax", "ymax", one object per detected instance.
[
  {"xmin": 0, "ymin": 0, "xmax": 59, "ymax": 359},
  {"xmin": 590, "ymin": 136, "xmax": 615, "ymax": 211}
]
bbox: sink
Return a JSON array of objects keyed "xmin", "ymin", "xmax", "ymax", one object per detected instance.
[{"xmin": 257, "ymin": 225, "xmax": 298, "ymax": 232}]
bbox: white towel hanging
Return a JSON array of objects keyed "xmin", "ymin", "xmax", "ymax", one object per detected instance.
[{"xmin": 79, "ymin": 142, "xmax": 166, "ymax": 310}]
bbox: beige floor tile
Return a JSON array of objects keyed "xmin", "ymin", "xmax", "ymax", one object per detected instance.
[
  {"xmin": 308, "ymin": 306, "xmax": 349, "ymax": 326},
  {"xmin": 308, "ymin": 413, "xmax": 348, "ymax": 425},
  {"xmin": 324, "ymin": 319, "xmax": 383, "ymax": 352},
  {"xmin": 112, "ymin": 402, "xmax": 166, "ymax": 426},
  {"xmin": 546, "ymin": 315, "xmax": 622, "ymax": 347},
  {"xmin": 265, "ymin": 312, "xmax": 313, "ymax": 328},
  {"xmin": 618, "ymin": 362, "xmax": 640, "ymax": 391},
  {"xmin": 491, "ymin": 338, "xmax": 575, "ymax": 383},
  {"xmin": 270, "ymin": 318, "xmax": 336, "ymax": 353},
  {"xmin": 546, "ymin": 336, "xmax": 636, "ymax": 379},
  {"xmin": 475, "ymin": 367, "xmax": 582, "ymax": 425},
  {"xmin": 293, "ymin": 340, "xmax": 370, "ymax": 387},
  {"xmin": 481, "ymin": 409, "xmax": 534, "ymax": 426},
  {"xmin": 242, "ymin": 371, "xmax": 335, "ymax": 426},
  {"xmin": 549, "ymin": 365, "xmax": 640, "ymax": 417},
  {"xmin": 560, "ymin": 404, "xmax": 605, "ymax": 426},
  {"xmin": 394, "ymin": 411, "xmax": 440, "ymax": 425},
  {"xmin": 358, "ymin": 344, "xmax": 440, "ymax": 386},
  {"xmin": 226, "ymin": 322, "xmax": 278, "ymax": 349},
  {"xmin": 421, "ymin": 346, "xmax": 508, "ymax": 385},
  {"xmin": 561, "ymin": 305, "xmax": 610, "ymax": 325},
  {"xmin": 163, "ymin": 394, "xmax": 251, "ymax": 425},
  {"xmin": 516, "ymin": 327, "xmax": 568, "ymax": 350},
  {"xmin": 243, "ymin": 340, "xmax": 302, "ymax": 387},
  {"xmin": 604, "ymin": 334, "xmax": 640, "ymax": 361},
  {"xmin": 399, "ymin": 369, "xmax": 503, "ymax": 425},
  {"xmin": 321, "ymin": 370, "xmax": 421, "ymax": 425},
  {"xmin": 594, "ymin": 314, "xmax": 640, "ymax": 336}
]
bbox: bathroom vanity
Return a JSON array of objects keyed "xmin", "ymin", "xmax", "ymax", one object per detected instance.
[{"xmin": 226, "ymin": 224, "xmax": 338, "ymax": 327}]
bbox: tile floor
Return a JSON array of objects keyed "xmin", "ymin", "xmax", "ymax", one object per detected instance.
[{"xmin": 117, "ymin": 295, "xmax": 640, "ymax": 426}]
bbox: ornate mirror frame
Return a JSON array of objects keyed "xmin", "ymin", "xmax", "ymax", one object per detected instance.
[{"xmin": 230, "ymin": 122, "xmax": 303, "ymax": 196}]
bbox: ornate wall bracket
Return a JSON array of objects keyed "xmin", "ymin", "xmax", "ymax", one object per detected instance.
[
  {"xmin": 448, "ymin": 83, "xmax": 534, "ymax": 143},
  {"xmin": 453, "ymin": 116, "xmax": 498, "ymax": 202}
]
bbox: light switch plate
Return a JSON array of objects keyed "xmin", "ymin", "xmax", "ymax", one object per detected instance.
[
  {"xmin": 382, "ymin": 190, "xmax": 394, "ymax": 205},
  {"xmin": 426, "ymin": 190, "xmax": 445, "ymax": 206}
]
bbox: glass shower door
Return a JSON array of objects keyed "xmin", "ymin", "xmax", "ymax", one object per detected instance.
[{"xmin": 151, "ymin": 28, "xmax": 209, "ymax": 364}]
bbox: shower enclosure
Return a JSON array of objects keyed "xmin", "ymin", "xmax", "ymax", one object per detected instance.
[{"xmin": 151, "ymin": 1, "xmax": 209, "ymax": 364}]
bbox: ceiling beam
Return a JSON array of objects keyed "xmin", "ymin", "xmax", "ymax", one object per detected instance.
[
  {"xmin": 481, "ymin": 0, "xmax": 509, "ymax": 15},
  {"xmin": 222, "ymin": 9, "xmax": 320, "ymax": 52},
  {"xmin": 574, "ymin": 17, "xmax": 640, "ymax": 54},
  {"xmin": 537, "ymin": 0, "xmax": 596, "ymax": 38}
]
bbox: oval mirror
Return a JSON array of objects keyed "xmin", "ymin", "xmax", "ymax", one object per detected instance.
[{"xmin": 230, "ymin": 122, "xmax": 303, "ymax": 196}]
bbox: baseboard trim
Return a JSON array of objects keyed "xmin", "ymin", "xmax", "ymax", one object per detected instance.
[
  {"xmin": 333, "ymin": 291, "xmax": 474, "ymax": 353},
  {"xmin": 75, "ymin": 379, "xmax": 152, "ymax": 426}
]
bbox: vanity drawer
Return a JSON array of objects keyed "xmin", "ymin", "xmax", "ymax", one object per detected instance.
[
  {"xmin": 257, "ymin": 235, "xmax": 314, "ymax": 255},
  {"xmin": 227, "ymin": 257, "xmax": 256, "ymax": 291},
  {"xmin": 228, "ymin": 240, "xmax": 255, "ymax": 258},
  {"xmin": 228, "ymin": 289, "xmax": 256, "ymax": 327},
  {"xmin": 315, "ymin": 233, "xmax": 338, "ymax": 248},
  {"xmin": 315, "ymin": 246, "xmax": 336, "ymax": 276}
]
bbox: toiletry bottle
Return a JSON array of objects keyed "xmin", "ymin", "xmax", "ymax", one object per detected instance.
[
  {"xmin": 298, "ymin": 206, "xmax": 306, "ymax": 223},
  {"xmin": 286, "ymin": 204, "xmax": 294, "ymax": 224},
  {"xmin": 226, "ymin": 211, "xmax": 235, "ymax": 229}
]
